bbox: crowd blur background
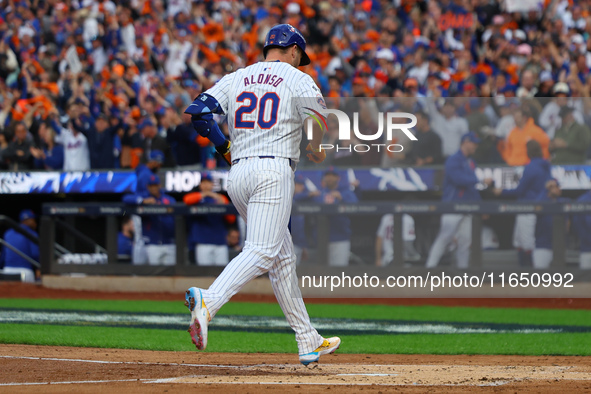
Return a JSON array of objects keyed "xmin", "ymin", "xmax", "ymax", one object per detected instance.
[
  {"xmin": 2, "ymin": 0, "xmax": 591, "ymax": 171},
  {"xmin": 3, "ymin": 0, "xmax": 591, "ymax": 278}
]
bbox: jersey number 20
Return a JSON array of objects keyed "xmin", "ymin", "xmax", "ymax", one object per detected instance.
[{"xmin": 235, "ymin": 92, "xmax": 280, "ymax": 129}]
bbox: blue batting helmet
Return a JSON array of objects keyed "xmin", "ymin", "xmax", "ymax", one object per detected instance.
[{"xmin": 263, "ymin": 24, "xmax": 311, "ymax": 66}]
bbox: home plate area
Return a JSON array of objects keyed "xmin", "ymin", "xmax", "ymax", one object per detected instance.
[
  {"xmin": 147, "ymin": 363, "xmax": 591, "ymax": 387},
  {"xmin": 1, "ymin": 346, "xmax": 591, "ymax": 392}
]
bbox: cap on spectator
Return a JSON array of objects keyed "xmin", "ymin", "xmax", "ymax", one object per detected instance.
[
  {"xmin": 559, "ymin": 105, "xmax": 575, "ymax": 118},
  {"xmin": 138, "ymin": 119, "xmax": 154, "ymax": 130},
  {"xmin": 201, "ymin": 172, "xmax": 213, "ymax": 182},
  {"xmin": 19, "ymin": 209, "xmax": 36, "ymax": 222},
  {"xmin": 147, "ymin": 174, "xmax": 160, "ymax": 185},
  {"xmin": 96, "ymin": 113, "xmax": 108, "ymax": 121},
  {"xmin": 539, "ymin": 70, "xmax": 553, "ymax": 83},
  {"xmin": 461, "ymin": 132, "xmax": 481, "ymax": 144},
  {"xmin": 149, "ymin": 150, "xmax": 164, "ymax": 163},
  {"xmin": 553, "ymin": 82, "xmax": 570, "ymax": 96},
  {"xmin": 376, "ymin": 48, "xmax": 395, "ymax": 61},
  {"xmin": 323, "ymin": 167, "xmax": 339, "ymax": 177}
]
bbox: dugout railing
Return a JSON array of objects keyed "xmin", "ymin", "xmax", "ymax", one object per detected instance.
[{"xmin": 38, "ymin": 201, "xmax": 591, "ymax": 281}]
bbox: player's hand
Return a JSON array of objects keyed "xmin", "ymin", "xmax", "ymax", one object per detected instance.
[
  {"xmin": 492, "ymin": 188, "xmax": 503, "ymax": 196},
  {"xmin": 306, "ymin": 143, "xmax": 326, "ymax": 164},
  {"xmin": 216, "ymin": 140, "xmax": 232, "ymax": 166}
]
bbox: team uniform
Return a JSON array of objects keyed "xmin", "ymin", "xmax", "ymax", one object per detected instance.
[
  {"xmin": 501, "ymin": 157, "xmax": 551, "ymax": 265},
  {"xmin": 426, "ymin": 138, "xmax": 481, "ymax": 269},
  {"xmin": 183, "ymin": 25, "xmax": 340, "ymax": 365},
  {"xmin": 573, "ymin": 191, "xmax": 591, "ymax": 269},
  {"xmin": 533, "ymin": 190, "xmax": 569, "ymax": 269},
  {"xmin": 375, "ymin": 214, "xmax": 418, "ymax": 266}
]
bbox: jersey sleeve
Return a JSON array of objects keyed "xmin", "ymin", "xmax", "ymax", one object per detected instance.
[
  {"xmin": 205, "ymin": 74, "xmax": 232, "ymax": 114},
  {"xmin": 294, "ymin": 74, "xmax": 327, "ymax": 123}
]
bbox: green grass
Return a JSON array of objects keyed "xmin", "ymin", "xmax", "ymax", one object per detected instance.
[
  {"xmin": 1, "ymin": 298, "xmax": 591, "ymax": 355},
  {"xmin": 2, "ymin": 298, "xmax": 591, "ymax": 326},
  {"xmin": 0, "ymin": 323, "xmax": 589, "ymax": 355}
]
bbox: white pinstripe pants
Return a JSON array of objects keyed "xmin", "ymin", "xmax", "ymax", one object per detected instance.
[{"xmin": 202, "ymin": 157, "xmax": 323, "ymax": 354}]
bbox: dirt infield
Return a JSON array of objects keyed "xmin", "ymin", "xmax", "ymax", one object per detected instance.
[
  {"xmin": 1, "ymin": 345, "xmax": 591, "ymax": 392},
  {"xmin": 1, "ymin": 283, "xmax": 591, "ymax": 392}
]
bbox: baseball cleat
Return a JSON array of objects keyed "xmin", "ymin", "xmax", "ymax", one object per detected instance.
[
  {"xmin": 299, "ymin": 337, "xmax": 341, "ymax": 366},
  {"xmin": 185, "ymin": 287, "xmax": 210, "ymax": 350}
]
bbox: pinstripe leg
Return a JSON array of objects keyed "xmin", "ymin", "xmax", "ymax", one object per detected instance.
[
  {"xmin": 203, "ymin": 159, "xmax": 293, "ymax": 317},
  {"xmin": 269, "ymin": 228, "xmax": 323, "ymax": 355}
]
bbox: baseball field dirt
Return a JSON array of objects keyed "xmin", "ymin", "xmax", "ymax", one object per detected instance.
[{"xmin": 1, "ymin": 283, "xmax": 591, "ymax": 392}]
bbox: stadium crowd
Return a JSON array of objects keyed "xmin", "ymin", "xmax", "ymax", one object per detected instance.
[{"xmin": 1, "ymin": 0, "xmax": 591, "ymax": 171}]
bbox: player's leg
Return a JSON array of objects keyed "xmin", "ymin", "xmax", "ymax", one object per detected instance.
[
  {"xmin": 202, "ymin": 159, "xmax": 293, "ymax": 317},
  {"xmin": 425, "ymin": 214, "xmax": 463, "ymax": 268},
  {"xmin": 455, "ymin": 215, "xmax": 472, "ymax": 269},
  {"xmin": 580, "ymin": 252, "xmax": 591, "ymax": 269},
  {"xmin": 268, "ymin": 228, "xmax": 324, "ymax": 355},
  {"xmin": 328, "ymin": 240, "xmax": 350, "ymax": 267},
  {"xmin": 213, "ymin": 244, "xmax": 229, "ymax": 266},
  {"xmin": 533, "ymin": 248, "xmax": 553, "ymax": 269},
  {"xmin": 196, "ymin": 244, "xmax": 213, "ymax": 266}
]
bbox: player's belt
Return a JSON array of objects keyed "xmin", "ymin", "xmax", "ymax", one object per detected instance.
[{"xmin": 232, "ymin": 156, "xmax": 296, "ymax": 171}]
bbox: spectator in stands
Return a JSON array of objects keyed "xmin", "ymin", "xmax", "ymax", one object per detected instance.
[
  {"xmin": 425, "ymin": 99, "xmax": 469, "ymax": 158},
  {"xmin": 375, "ymin": 213, "xmax": 420, "ymax": 266},
  {"xmin": 4, "ymin": 122, "xmax": 34, "ymax": 170},
  {"xmin": 183, "ymin": 173, "xmax": 234, "ymax": 266},
  {"xmin": 573, "ymin": 190, "xmax": 591, "ymax": 270},
  {"xmin": 539, "ymin": 83, "xmax": 584, "ymax": 139},
  {"xmin": 73, "ymin": 113, "xmax": 123, "ymax": 170},
  {"xmin": 426, "ymin": 133, "xmax": 492, "ymax": 269},
  {"xmin": 0, "ymin": 132, "xmax": 8, "ymax": 169},
  {"xmin": 314, "ymin": 169, "xmax": 358, "ymax": 267},
  {"xmin": 2, "ymin": 210, "xmax": 39, "ymax": 283},
  {"xmin": 56, "ymin": 104, "xmax": 90, "ymax": 171},
  {"xmin": 123, "ymin": 174, "xmax": 176, "ymax": 265},
  {"xmin": 550, "ymin": 106, "xmax": 591, "ymax": 164},
  {"xmin": 117, "ymin": 216, "xmax": 134, "ymax": 263},
  {"xmin": 504, "ymin": 105, "xmax": 550, "ymax": 166},
  {"xmin": 494, "ymin": 140, "xmax": 552, "ymax": 266},
  {"xmin": 533, "ymin": 179, "xmax": 569, "ymax": 269},
  {"xmin": 138, "ymin": 119, "xmax": 176, "ymax": 168},
  {"xmin": 30, "ymin": 121, "xmax": 64, "ymax": 170},
  {"xmin": 407, "ymin": 110, "xmax": 442, "ymax": 166}
]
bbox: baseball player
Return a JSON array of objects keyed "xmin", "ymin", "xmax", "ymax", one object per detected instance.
[
  {"xmin": 573, "ymin": 190, "xmax": 591, "ymax": 269},
  {"xmin": 183, "ymin": 173, "xmax": 236, "ymax": 266},
  {"xmin": 183, "ymin": 24, "xmax": 340, "ymax": 365},
  {"xmin": 533, "ymin": 179, "xmax": 569, "ymax": 269},
  {"xmin": 375, "ymin": 213, "xmax": 420, "ymax": 266},
  {"xmin": 426, "ymin": 132, "xmax": 492, "ymax": 269},
  {"xmin": 493, "ymin": 140, "xmax": 551, "ymax": 266}
]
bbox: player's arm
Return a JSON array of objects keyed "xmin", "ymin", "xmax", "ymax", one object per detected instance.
[
  {"xmin": 306, "ymin": 119, "xmax": 326, "ymax": 163},
  {"xmin": 184, "ymin": 93, "xmax": 232, "ymax": 166}
]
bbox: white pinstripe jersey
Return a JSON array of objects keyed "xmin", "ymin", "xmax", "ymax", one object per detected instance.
[{"xmin": 206, "ymin": 61, "xmax": 325, "ymax": 162}]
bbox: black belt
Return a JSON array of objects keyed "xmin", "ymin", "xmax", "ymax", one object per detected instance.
[{"xmin": 232, "ymin": 156, "xmax": 295, "ymax": 170}]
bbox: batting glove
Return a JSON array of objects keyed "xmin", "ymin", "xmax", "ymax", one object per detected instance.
[{"xmin": 216, "ymin": 140, "xmax": 232, "ymax": 166}]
